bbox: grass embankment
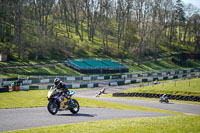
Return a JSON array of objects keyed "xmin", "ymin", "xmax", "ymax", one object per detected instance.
[
  {"xmin": 0, "ymin": 59, "xmax": 62, "ymax": 67},
  {"xmin": 0, "ymin": 90, "xmax": 180, "ymax": 115},
  {"xmin": 4, "ymin": 115, "xmax": 200, "ymax": 133},
  {"xmin": 1, "ymin": 58, "xmax": 200, "ymax": 78},
  {"xmin": 100, "ymin": 78, "xmax": 200, "ymax": 105},
  {"xmin": 120, "ymin": 78, "xmax": 200, "ymax": 96},
  {"xmin": 0, "ymin": 64, "xmax": 81, "ymax": 78},
  {"xmin": 127, "ymin": 59, "xmax": 200, "ymax": 72}
]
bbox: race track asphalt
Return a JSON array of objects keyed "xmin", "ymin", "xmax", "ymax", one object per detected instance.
[
  {"xmin": 0, "ymin": 107, "xmax": 174, "ymax": 132},
  {"xmin": 74, "ymin": 86, "xmax": 200, "ymax": 115},
  {"xmin": 0, "ymin": 85, "xmax": 200, "ymax": 132}
]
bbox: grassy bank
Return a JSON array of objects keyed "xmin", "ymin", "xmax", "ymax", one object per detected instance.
[
  {"xmin": 0, "ymin": 64, "xmax": 81, "ymax": 78},
  {"xmin": 120, "ymin": 78, "xmax": 200, "ymax": 96},
  {"xmin": 0, "ymin": 59, "xmax": 63, "ymax": 67},
  {"xmin": 1, "ymin": 58, "xmax": 200, "ymax": 78},
  {"xmin": 4, "ymin": 115, "xmax": 200, "ymax": 133},
  {"xmin": 125, "ymin": 58, "xmax": 200, "ymax": 72}
]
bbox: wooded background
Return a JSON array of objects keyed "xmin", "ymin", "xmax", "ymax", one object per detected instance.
[{"xmin": 0, "ymin": 0, "xmax": 199, "ymax": 65}]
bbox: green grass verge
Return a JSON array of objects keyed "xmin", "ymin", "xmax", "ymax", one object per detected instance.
[
  {"xmin": 0, "ymin": 57, "xmax": 67, "ymax": 67},
  {"xmin": 1, "ymin": 58, "xmax": 200, "ymax": 78},
  {"xmin": 120, "ymin": 78, "xmax": 200, "ymax": 96},
  {"xmin": 0, "ymin": 64, "xmax": 81, "ymax": 78},
  {"xmin": 125, "ymin": 59, "xmax": 200, "ymax": 72},
  {"xmin": 4, "ymin": 115, "xmax": 200, "ymax": 133},
  {"xmin": 0, "ymin": 90, "xmax": 181, "ymax": 115}
]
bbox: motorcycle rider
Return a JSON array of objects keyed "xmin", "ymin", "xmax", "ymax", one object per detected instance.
[
  {"xmin": 96, "ymin": 87, "xmax": 106, "ymax": 97},
  {"xmin": 160, "ymin": 94, "xmax": 168, "ymax": 103},
  {"xmin": 54, "ymin": 78, "xmax": 70, "ymax": 105}
]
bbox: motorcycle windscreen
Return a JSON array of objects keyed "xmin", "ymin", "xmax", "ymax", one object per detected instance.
[
  {"xmin": 47, "ymin": 89, "xmax": 54, "ymax": 98},
  {"xmin": 69, "ymin": 91, "xmax": 75, "ymax": 95}
]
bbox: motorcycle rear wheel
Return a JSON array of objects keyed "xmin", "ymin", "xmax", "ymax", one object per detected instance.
[{"xmin": 47, "ymin": 100, "xmax": 58, "ymax": 115}]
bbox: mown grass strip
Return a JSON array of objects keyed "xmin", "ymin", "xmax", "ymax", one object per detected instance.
[
  {"xmin": 0, "ymin": 90, "xmax": 181, "ymax": 115},
  {"xmin": 4, "ymin": 115, "xmax": 200, "ymax": 133}
]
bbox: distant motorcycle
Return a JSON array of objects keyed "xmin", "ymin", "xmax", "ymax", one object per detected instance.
[
  {"xmin": 96, "ymin": 91, "xmax": 102, "ymax": 97},
  {"xmin": 96, "ymin": 88, "xmax": 106, "ymax": 97},
  {"xmin": 47, "ymin": 86, "xmax": 79, "ymax": 115},
  {"xmin": 159, "ymin": 94, "xmax": 169, "ymax": 103}
]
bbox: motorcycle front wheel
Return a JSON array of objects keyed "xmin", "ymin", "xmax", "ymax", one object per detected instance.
[
  {"xmin": 47, "ymin": 100, "xmax": 58, "ymax": 115},
  {"xmin": 69, "ymin": 99, "xmax": 80, "ymax": 114},
  {"xmin": 166, "ymin": 99, "xmax": 169, "ymax": 103}
]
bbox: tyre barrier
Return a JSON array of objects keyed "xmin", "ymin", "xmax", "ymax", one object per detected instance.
[
  {"xmin": 0, "ymin": 86, "xmax": 9, "ymax": 93},
  {"xmin": 112, "ymin": 93, "xmax": 200, "ymax": 102}
]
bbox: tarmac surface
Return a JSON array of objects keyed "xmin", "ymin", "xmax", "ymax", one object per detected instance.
[
  {"xmin": 0, "ymin": 107, "xmax": 174, "ymax": 132},
  {"xmin": 0, "ymin": 84, "xmax": 200, "ymax": 132}
]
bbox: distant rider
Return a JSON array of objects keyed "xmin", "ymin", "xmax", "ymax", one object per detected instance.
[
  {"xmin": 96, "ymin": 87, "xmax": 106, "ymax": 97},
  {"xmin": 160, "ymin": 94, "xmax": 168, "ymax": 102},
  {"xmin": 54, "ymin": 78, "xmax": 70, "ymax": 105}
]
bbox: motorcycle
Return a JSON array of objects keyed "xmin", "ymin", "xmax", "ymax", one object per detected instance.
[
  {"xmin": 96, "ymin": 88, "xmax": 105, "ymax": 97},
  {"xmin": 159, "ymin": 97, "xmax": 169, "ymax": 103},
  {"xmin": 47, "ymin": 86, "xmax": 80, "ymax": 115},
  {"xmin": 96, "ymin": 91, "xmax": 102, "ymax": 97}
]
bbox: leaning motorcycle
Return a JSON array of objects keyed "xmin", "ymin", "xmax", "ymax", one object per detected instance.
[
  {"xmin": 159, "ymin": 97, "xmax": 169, "ymax": 103},
  {"xmin": 96, "ymin": 91, "xmax": 102, "ymax": 97},
  {"xmin": 47, "ymin": 86, "xmax": 80, "ymax": 115},
  {"xmin": 96, "ymin": 88, "xmax": 106, "ymax": 97}
]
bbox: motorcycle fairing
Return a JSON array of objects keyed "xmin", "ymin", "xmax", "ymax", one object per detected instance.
[{"xmin": 52, "ymin": 95, "xmax": 64, "ymax": 103}]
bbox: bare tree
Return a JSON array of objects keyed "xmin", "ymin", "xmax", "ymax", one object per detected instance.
[
  {"xmin": 99, "ymin": 0, "xmax": 113, "ymax": 53},
  {"xmin": 60, "ymin": 0, "xmax": 70, "ymax": 38},
  {"xmin": 116, "ymin": 0, "xmax": 126, "ymax": 51},
  {"xmin": 13, "ymin": 0, "xmax": 24, "ymax": 59},
  {"xmin": 83, "ymin": 0, "xmax": 100, "ymax": 43}
]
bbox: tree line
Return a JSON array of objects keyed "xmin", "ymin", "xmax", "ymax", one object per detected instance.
[{"xmin": 0, "ymin": 0, "xmax": 200, "ymax": 65}]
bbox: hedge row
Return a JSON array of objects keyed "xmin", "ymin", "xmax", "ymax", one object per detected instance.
[{"xmin": 113, "ymin": 93, "xmax": 200, "ymax": 102}]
